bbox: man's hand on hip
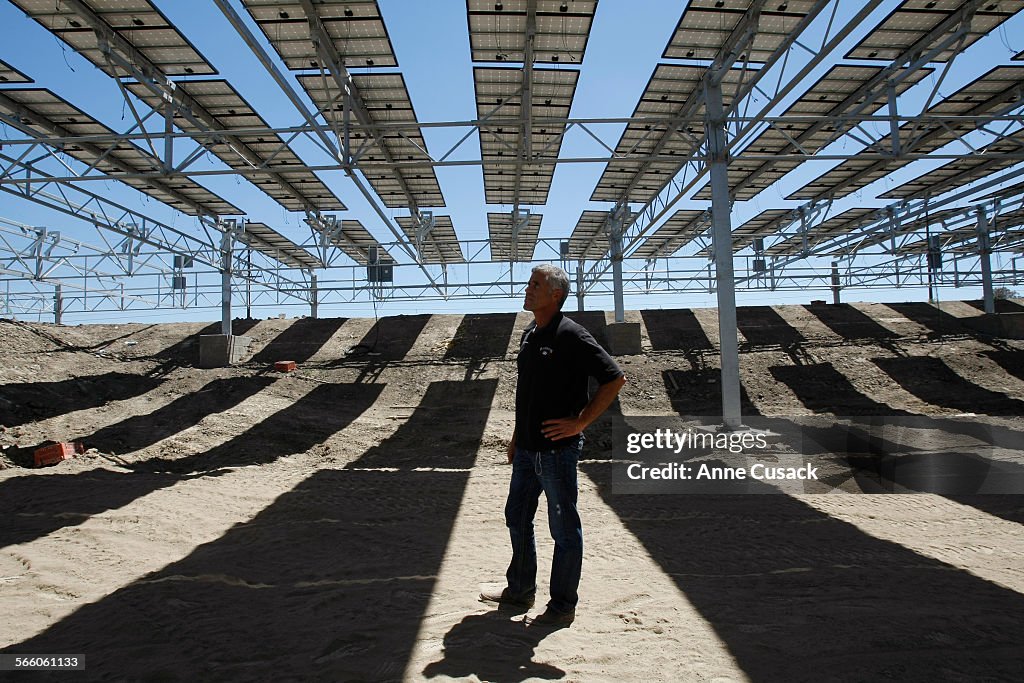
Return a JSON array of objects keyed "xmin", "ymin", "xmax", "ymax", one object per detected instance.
[{"xmin": 541, "ymin": 417, "xmax": 583, "ymax": 442}]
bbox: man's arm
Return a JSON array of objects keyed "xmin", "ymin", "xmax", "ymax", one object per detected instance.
[
  {"xmin": 507, "ymin": 427, "xmax": 516, "ymax": 464},
  {"xmin": 540, "ymin": 374, "xmax": 626, "ymax": 442}
]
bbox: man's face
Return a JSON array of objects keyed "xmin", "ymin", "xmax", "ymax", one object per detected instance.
[{"xmin": 524, "ymin": 272, "xmax": 561, "ymax": 312}]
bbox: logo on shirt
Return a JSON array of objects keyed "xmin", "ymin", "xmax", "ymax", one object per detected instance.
[{"xmin": 539, "ymin": 346, "xmax": 554, "ymax": 357}]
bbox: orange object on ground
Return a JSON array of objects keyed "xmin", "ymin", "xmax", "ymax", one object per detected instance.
[
  {"xmin": 34, "ymin": 442, "xmax": 84, "ymax": 467},
  {"xmin": 274, "ymin": 360, "xmax": 297, "ymax": 372}
]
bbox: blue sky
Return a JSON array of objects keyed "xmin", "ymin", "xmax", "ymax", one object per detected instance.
[{"xmin": 0, "ymin": 1, "xmax": 1022, "ymax": 323}]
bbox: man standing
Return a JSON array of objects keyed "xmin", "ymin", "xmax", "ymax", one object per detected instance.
[{"xmin": 482, "ymin": 264, "xmax": 626, "ymax": 626}]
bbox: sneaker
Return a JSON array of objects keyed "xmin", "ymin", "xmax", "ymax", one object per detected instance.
[
  {"xmin": 528, "ymin": 607, "xmax": 575, "ymax": 627},
  {"xmin": 478, "ymin": 588, "xmax": 535, "ymax": 609}
]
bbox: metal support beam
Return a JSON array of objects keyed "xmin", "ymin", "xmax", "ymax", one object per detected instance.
[
  {"xmin": 609, "ymin": 206, "xmax": 625, "ymax": 323},
  {"xmin": 310, "ymin": 272, "xmax": 319, "ymax": 319},
  {"xmin": 977, "ymin": 207, "xmax": 994, "ymax": 314},
  {"xmin": 221, "ymin": 220, "xmax": 236, "ymax": 335},
  {"xmin": 706, "ymin": 76, "xmax": 742, "ymax": 430}
]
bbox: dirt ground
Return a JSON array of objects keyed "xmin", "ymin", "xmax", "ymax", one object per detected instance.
[{"xmin": 1, "ymin": 298, "xmax": 1023, "ymax": 681}]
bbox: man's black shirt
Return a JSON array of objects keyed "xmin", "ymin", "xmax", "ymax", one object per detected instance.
[{"xmin": 515, "ymin": 311, "xmax": 624, "ymax": 451}]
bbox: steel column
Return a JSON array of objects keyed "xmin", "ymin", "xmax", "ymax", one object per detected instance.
[{"xmin": 706, "ymin": 77, "xmax": 742, "ymax": 430}]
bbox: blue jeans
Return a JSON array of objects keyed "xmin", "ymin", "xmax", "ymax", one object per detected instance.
[{"xmin": 504, "ymin": 440, "xmax": 583, "ymax": 614}]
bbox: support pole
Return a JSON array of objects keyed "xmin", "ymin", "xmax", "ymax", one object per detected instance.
[
  {"xmin": 221, "ymin": 220, "xmax": 235, "ymax": 336},
  {"xmin": 831, "ymin": 261, "xmax": 841, "ymax": 304},
  {"xmin": 576, "ymin": 261, "xmax": 585, "ymax": 312},
  {"xmin": 310, "ymin": 273, "xmax": 319, "ymax": 319},
  {"xmin": 706, "ymin": 76, "xmax": 742, "ymax": 430},
  {"xmin": 609, "ymin": 207, "xmax": 625, "ymax": 323},
  {"xmin": 54, "ymin": 284, "xmax": 62, "ymax": 325},
  {"xmin": 977, "ymin": 208, "xmax": 994, "ymax": 314}
]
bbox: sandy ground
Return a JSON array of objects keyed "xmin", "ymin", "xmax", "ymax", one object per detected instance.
[{"xmin": 1, "ymin": 299, "xmax": 1023, "ymax": 682}]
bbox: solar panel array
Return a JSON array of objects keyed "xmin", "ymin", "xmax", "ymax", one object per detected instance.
[
  {"xmin": 330, "ymin": 219, "xmax": 395, "ymax": 265},
  {"xmin": 0, "ymin": 87, "xmax": 241, "ymax": 217},
  {"xmin": 662, "ymin": 0, "xmax": 819, "ymax": 63},
  {"xmin": 9, "ymin": 0, "xmax": 217, "ymax": 77},
  {"xmin": 846, "ymin": 0, "xmax": 1024, "ymax": 62},
  {"xmin": 629, "ymin": 210, "xmax": 710, "ymax": 260},
  {"xmin": 590, "ymin": 64, "xmax": 747, "ymax": 204},
  {"xmin": 474, "ymin": 67, "xmax": 578, "ymax": 206},
  {"xmin": 125, "ymin": 79, "xmax": 345, "ymax": 213},
  {"xmin": 299, "ymin": 72, "xmax": 444, "ymax": 208},
  {"xmin": 765, "ymin": 208, "xmax": 878, "ymax": 256},
  {"xmin": 467, "ymin": 0, "xmax": 599, "ymax": 64},
  {"xmin": 488, "ymin": 211, "xmax": 542, "ymax": 261},
  {"xmin": 704, "ymin": 209, "xmax": 795, "ymax": 256},
  {"xmin": 691, "ymin": 64, "xmax": 932, "ymax": 201},
  {"xmin": 241, "ymin": 222, "xmax": 323, "ymax": 269},
  {"xmin": 395, "ymin": 215, "xmax": 465, "ymax": 263},
  {"xmin": 787, "ymin": 66, "xmax": 1024, "ymax": 201},
  {"xmin": 240, "ymin": 0, "xmax": 398, "ymax": 69},
  {"xmin": 0, "ymin": 59, "xmax": 32, "ymax": 83}
]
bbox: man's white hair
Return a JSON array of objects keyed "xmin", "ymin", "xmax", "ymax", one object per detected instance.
[{"xmin": 532, "ymin": 264, "xmax": 570, "ymax": 309}]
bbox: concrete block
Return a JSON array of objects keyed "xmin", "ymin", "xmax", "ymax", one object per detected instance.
[
  {"xmin": 605, "ymin": 322, "xmax": 642, "ymax": 355},
  {"xmin": 34, "ymin": 442, "xmax": 83, "ymax": 467},
  {"xmin": 274, "ymin": 360, "xmax": 297, "ymax": 372},
  {"xmin": 199, "ymin": 334, "xmax": 252, "ymax": 368}
]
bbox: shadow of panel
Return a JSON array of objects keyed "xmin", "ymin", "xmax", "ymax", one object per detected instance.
[
  {"xmin": 350, "ymin": 314, "xmax": 433, "ymax": 361},
  {"xmin": 0, "ymin": 382, "xmax": 383, "ymax": 550},
  {"xmin": 663, "ymin": 369, "xmax": 760, "ymax": 416},
  {"xmin": 884, "ymin": 302, "xmax": 973, "ymax": 336},
  {"xmin": 736, "ymin": 306, "xmax": 804, "ymax": 348},
  {"xmin": 567, "ymin": 311, "xmax": 609, "ymax": 349},
  {"xmin": 250, "ymin": 317, "xmax": 349, "ymax": 364},
  {"xmin": 640, "ymin": 309, "xmax": 713, "ymax": 351},
  {"xmin": 769, "ymin": 363, "xmax": 906, "ymax": 415},
  {"xmin": 83, "ymin": 376, "xmax": 277, "ymax": 455},
  {"xmin": 983, "ymin": 350, "xmax": 1024, "ymax": 382},
  {"xmin": 444, "ymin": 313, "xmax": 518, "ymax": 361},
  {"xmin": 873, "ymin": 356, "xmax": 1024, "ymax": 416},
  {"xmin": 966, "ymin": 299, "xmax": 1024, "ymax": 314},
  {"xmin": 803, "ymin": 304, "xmax": 898, "ymax": 341},
  {"xmin": 3, "ymin": 380, "xmax": 496, "ymax": 681},
  {"xmin": 0, "ymin": 373, "xmax": 164, "ymax": 428},
  {"xmin": 138, "ymin": 382, "xmax": 385, "ymax": 473},
  {"xmin": 578, "ymin": 460, "xmax": 1024, "ymax": 682},
  {"xmin": 354, "ymin": 379, "xmax": 498, "ymax": 469}
]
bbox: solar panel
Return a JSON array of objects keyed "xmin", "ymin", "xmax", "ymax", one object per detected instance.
[
  {"xmin": 692, "ymin": 64, "xmax": 932, "ymax": 201},
  {"xmin": 765, "ymin": 207, "xmax": 877, "ymax": 256},
  {"xmin": 590, "ymin": 64, "xmax": 747, "ymax": 204},
  {"xmin": 853, "ymin": 207, "xmax": 964, "ymax": 252},
  {"xmin": 298, "ymin": 72, "xmax": 445, "ymax": 208},
  {"xmin": 9, "ymin": 0, "xmax": 217, "ymax": 77},
  {"xmin": 395, "ymin": 215, "xmax": 465, "ymax": 263},
  {"xmin": 896, "ymin": 207, "xmax": 1024, "ymax": 254},
  {"xmin": 0, "ymin": 59, "xmax": 32, "ymax": 84},
  {"xmin": 488, "ymin": 211, "xmax": 542, "ymax": 261},
  {"xmin": 327, "ymin": 218, "xmax": 394, "ymax": 265},
  {"xmin": 240, "ymin": 0, "xmax": 397, "ymax": 69},
  {"xmin": 631, "ymin": 209, "xmax": 709, "ymax": 259},
  {"xmin": 467, "ymin": 0, "xmax": 599, "ymax": 64},
  {"xmin": 125, "ymin": 79, "xmax": 345, "ymax": 213},
  {"xmin": 566, "ymin": 210, "xmax": 637, "ymax": 259},
  {"xmin": 241, "ymin": 222, "xmax": 323, "ymax": 269},
  {"xmin": 787, "ymin": 66, "xmax": 1024, "ymax": 201},
  {"xmin": 847, "ymin": 0, "xmax": 1024, "ymax": 63},
  {"xmin": 878, "ymin": 129, "xmax": 1024, "ymax": 200},
  {"xmin": 0, "ymin": 88, "xmax": 241, "ymax": 217},
  {"xmin": 662, "ymin": 0, "xmax": 819, "ymax": 63},
  {"xmin": 474, "ymin": 66, "xmax": 578, "ymax": 205},
  {"xmin": 697, "ymin": 209, "xmax": 794, "ymax": 255}
]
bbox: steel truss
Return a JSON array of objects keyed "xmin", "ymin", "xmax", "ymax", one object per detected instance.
[{"xmin": 0, "ymin": 0, "xmax": 1022, "ymax": 329}]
